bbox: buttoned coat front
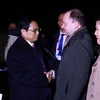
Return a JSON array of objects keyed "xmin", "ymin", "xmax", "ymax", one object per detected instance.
[{"xmin": 86, "ymin": 54, "xmax": 100, "ymax": 100}]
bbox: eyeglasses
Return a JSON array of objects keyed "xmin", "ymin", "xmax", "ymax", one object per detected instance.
[{"xmin": 29, "ymin": 28, "xmax": 41, "ymax": 33}]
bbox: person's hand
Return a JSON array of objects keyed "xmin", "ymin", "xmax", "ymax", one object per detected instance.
[{"xmin": 44, "ymin": 70, "xmax": 53, "ymax": 83}]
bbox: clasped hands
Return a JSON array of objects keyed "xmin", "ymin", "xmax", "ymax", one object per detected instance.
[{"xmin": 44, "ymin": 70, "xmax": 53, "ymax": 83}]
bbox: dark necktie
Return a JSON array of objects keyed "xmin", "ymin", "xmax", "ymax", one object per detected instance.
[
  {"xmin": 32, "ymin": 45, "xmax": 47, "ymax": 72},
  {"xmin": 58, "ymin": 34, "xmax": 65, "ymax": 56}
]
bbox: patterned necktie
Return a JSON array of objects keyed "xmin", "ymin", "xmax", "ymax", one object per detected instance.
[{"xmin": 58, "ymin": 34, "xmax": 65, "ymax": 56}]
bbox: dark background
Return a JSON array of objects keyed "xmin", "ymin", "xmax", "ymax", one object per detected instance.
[
  {"xmin": 0, "ymin": 1, "xmax": 100, "ymax": 100},
  {"xmin": 0, "ymin": 1, "xmax": 100, "ymax": 41}
]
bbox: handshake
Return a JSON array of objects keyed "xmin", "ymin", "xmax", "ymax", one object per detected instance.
[{"xmin": 44, "ymin": 70, "xmax": 53, "ymax": 83}]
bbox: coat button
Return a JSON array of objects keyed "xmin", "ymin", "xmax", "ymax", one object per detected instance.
[
  {"xmin": 91, "ymin": 94, "xmax": 94, "ymax": 98},
  {"xmin": 92, "ymin": 82, "xmax": 94, "ymax": 85}
]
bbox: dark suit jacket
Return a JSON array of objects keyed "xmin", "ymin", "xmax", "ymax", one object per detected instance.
[
  {"xmin": 6, "ymin": 36, "xmax": 50, "ymax": 100},
  {"xmin": 48, "ymin": 31, "xmax": 60, "ymax": 70},
  {"xmin": 52, "ymin": 31, "xmax": 60, "ymax": 56},
  {"xmin": 54, "ymin": 27, "xmax": 94, "ymax": 100}
]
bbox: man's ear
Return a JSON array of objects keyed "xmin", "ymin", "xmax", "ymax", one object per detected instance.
[
  {"xmin": 21, "ymin": 29, "xmax": 27, "ymax": 37},
  {"xmin": 21, "ymin": 29, "xmax": 26, "ymax": 33},
  {"xmin": 75, "ymin": 20, "xmax": 81, "ymax": 30}
]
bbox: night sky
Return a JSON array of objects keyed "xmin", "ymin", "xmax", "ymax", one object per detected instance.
[{"xmin": 0, "ymin": 0, "xmax": 100, "ymax": 38}]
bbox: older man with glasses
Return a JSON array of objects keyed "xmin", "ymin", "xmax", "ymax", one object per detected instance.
[{"xmin": 6, "ymin": 19, "xmax": 52, "ymax": 100}]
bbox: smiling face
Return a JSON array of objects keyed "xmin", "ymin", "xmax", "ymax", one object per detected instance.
[
  {"xmin": 94, "ymin": 20, "xmax": 100, "ymax": 45},
  {"xmin": 21, "ymin": 21, "xmax": 41, "ymax": 43}
]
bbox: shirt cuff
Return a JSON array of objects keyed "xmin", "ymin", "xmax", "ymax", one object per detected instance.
[{"xmin": 51, "ymin": 70, "xmax": 55, "ymax": 79}]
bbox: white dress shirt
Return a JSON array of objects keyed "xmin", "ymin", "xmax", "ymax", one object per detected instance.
[{"xmin": 55, "ymin": 31, "xmax": 67, "ymax": 60}]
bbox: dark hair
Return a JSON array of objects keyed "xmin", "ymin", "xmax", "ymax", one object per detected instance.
[
  {"xmin": 18, "ymin": 18, "xmax": 31, "ymax": 32},
  {"xmin": 94, "ymin": 15, "xmax": 100, "ymax": 21},
  {"xmin": 69, "ymin": 9, "xmax": 86, "ymax": 27}
]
